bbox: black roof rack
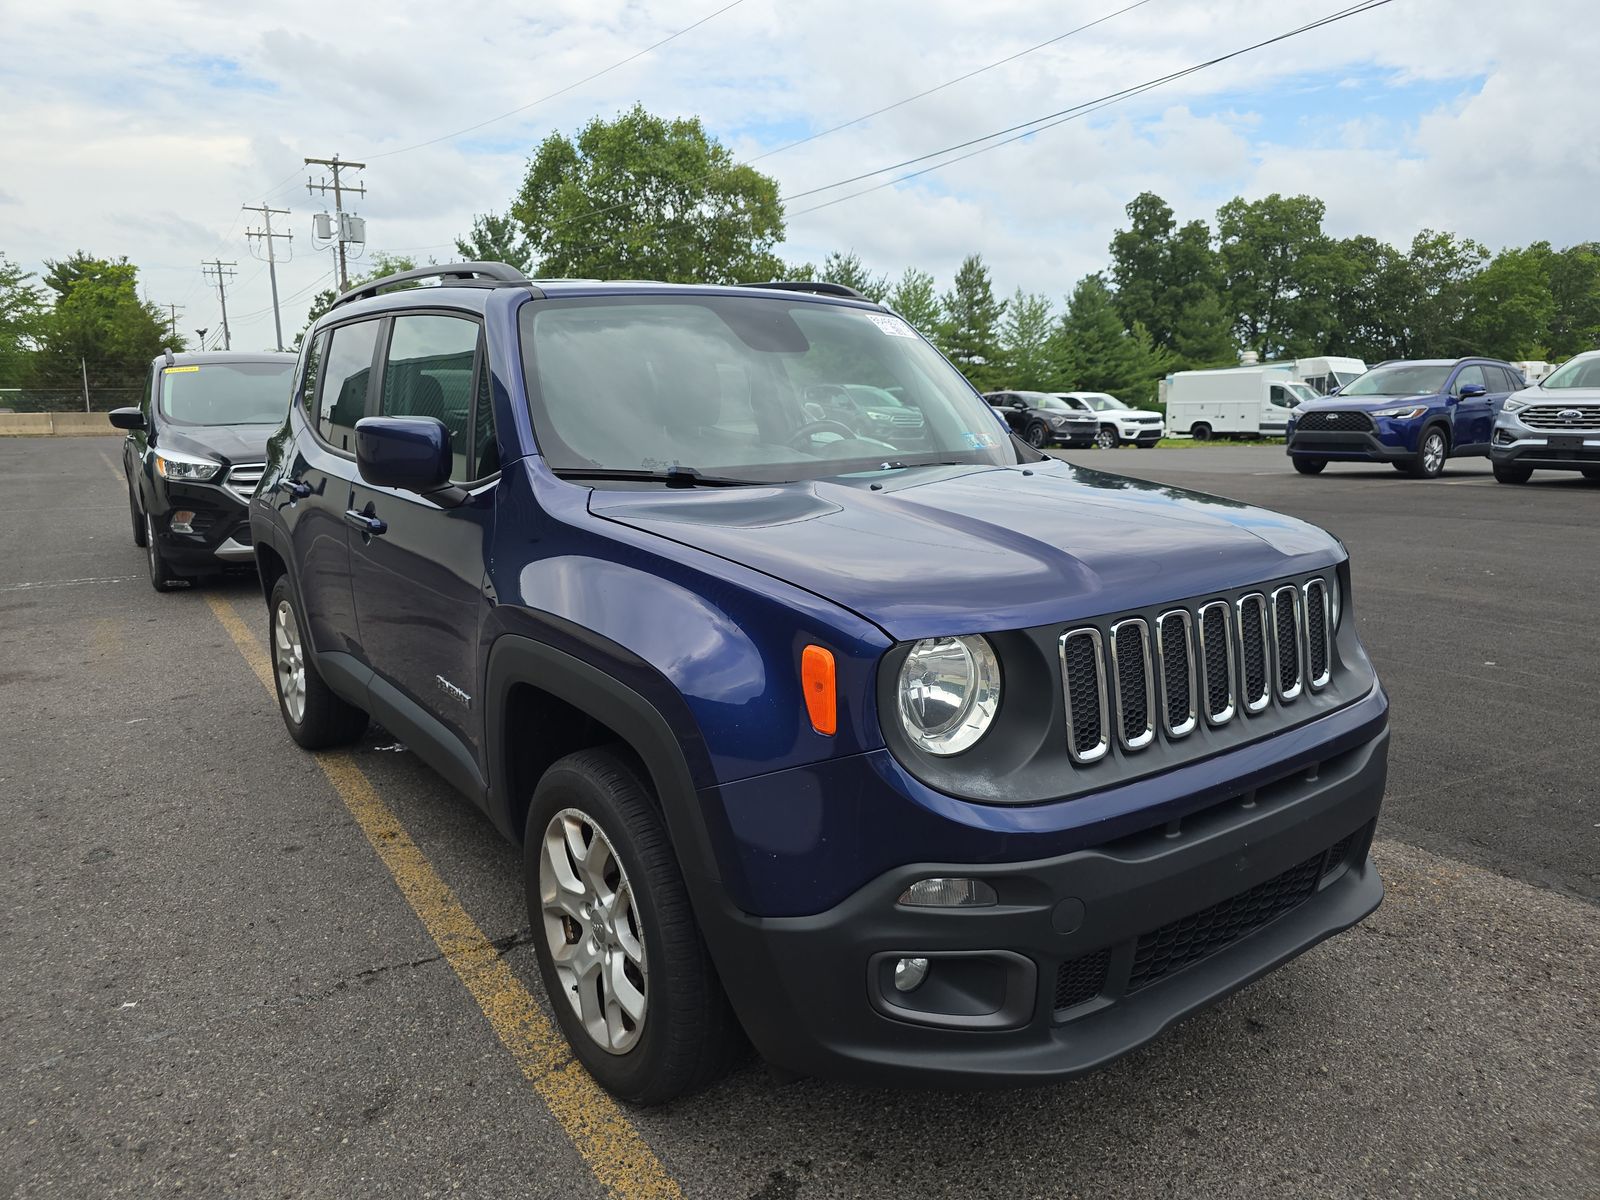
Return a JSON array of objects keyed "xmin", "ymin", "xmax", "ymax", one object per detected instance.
[
  {"xmin": 331, "ymin": 261, "xmax": 540, "ymax": 310},
  {"xmin": 745, "ymin": 279, "xmax": 868, "ymax": 300}
]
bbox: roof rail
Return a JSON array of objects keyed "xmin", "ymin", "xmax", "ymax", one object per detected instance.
[
  {"xmin": 330, "ymin": 261, "xmax": 539, "ymax": 310},
  {"xmin": 745, "ymin": 279, "xmax": 868, "ymax": 300}
]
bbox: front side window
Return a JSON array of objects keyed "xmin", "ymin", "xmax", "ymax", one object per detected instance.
[
  {"xmin": 1454, "ymin": 365, "xmax": 1487, "ymax": 394},
  {"xmin": 318, "ymin": 321, "xmax": 381, "ymax": 451},
  {"xmin": 1341, "ymin": 364, "xmax": 1453, "ymax": 397},
  {"xmin": 158, "ymin": 360, "xmax": 295, "ymax": 426},
  {"xmin": 1541, "ymin": 355, "xmax": 1600, "ymax": 389},
  {"xmin": 519, "ymin": 297, "xmax": 1021, "ymax": 482},
  {"xmin": 381, "ymin": 314, "xmax": 481, "ymax": 480}
]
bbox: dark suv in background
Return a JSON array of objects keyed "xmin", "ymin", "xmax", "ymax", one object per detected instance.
[
  {"xmin": 111, "ymin": 350, "xmax": 296, "ymax": 590},
  {"xmin": 983, "ymin": 390, "xmax": 1098, "ymax": 448},
  {"xmin": 1284, "ymin": 357, "xmax": 1523, "ymax": 478},
  {"xmin": 251, "ymin": 263, "xmax": 1388, "ymax": 1104}
]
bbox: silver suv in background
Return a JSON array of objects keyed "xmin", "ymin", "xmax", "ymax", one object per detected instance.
[
  {"xmin": 1491, "ymin": 350, "xmax": 1600, "ymax": 485},
  {"xmin": 1055, "ymin": 391, "xmax": 1165, "ymax": 448}
]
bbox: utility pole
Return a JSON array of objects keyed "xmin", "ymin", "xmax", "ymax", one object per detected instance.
[
  {"xmin": 80, "ymin": 357, "xmax": 91, "ymax": 413},
  {"xmin": 200, "ymin": 261, "xmax": 237, "ymax": 351},
  {"xmin": 243, "ymin": 203, "xmax": 293, "ymax": 351},
  {"xmin": 164, "ymin": 303, "xmax": 184, "ymax": 344},
  {"xmin": 305, "ymin": 155, "xmax": 367, "ymax": 291}
]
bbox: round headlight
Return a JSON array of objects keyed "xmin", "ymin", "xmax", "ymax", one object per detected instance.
[{"xmin": 896, "ymin": 635, "xmax": 1001, "ymax": 756}]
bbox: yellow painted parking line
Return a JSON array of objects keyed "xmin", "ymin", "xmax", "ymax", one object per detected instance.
[{"xmin": 204, "ymin": 593, "xmax": 683, "ymax": 1200}]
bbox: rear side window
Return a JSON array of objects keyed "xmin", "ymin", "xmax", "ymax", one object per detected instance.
[
  {"xmin": 380, "ymin": 314, "xmax": 480, "ymax": 481},
  {"xmin": 472, "ymin": 351, "xmax": 499, "ymax": 477},
  {"xmin": 1497, "ymin": 366, "xmax": 1523, "ymax": 391},
  {"xmin": 319, "ymin": 321, "xmax": 381, "ymax": 452}
]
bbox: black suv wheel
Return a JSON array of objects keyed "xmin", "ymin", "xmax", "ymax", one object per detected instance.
[
  {"xmin": 145, "ymin": 513, "xmax": 181, "ymax": 592},
  {"xmin": 1024, "ymin": 422, "xmax": 1049, "ymax": 448},
  {"xmin": 526, "ymin": 747, "xmax": 740, "ymax": 1104},
  {"xmin": 1292, "ymin": 456, "xmax": 1327, "ymax": 475}
]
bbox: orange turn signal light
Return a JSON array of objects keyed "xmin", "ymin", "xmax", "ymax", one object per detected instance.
[{"xmin": 801, "ymin": 644, "xmax": 837, "ymax": 736}]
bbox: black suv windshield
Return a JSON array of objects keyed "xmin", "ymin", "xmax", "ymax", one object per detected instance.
[
  {"xmin": 519, "ymin": 296, "xmax": 1021, "ymax": 482},
  {"xmin": 159, "ymin": 361, "xmax": 295, "ymax": 425},
  {"xmin": 1340, "ymin": 364, "xmax": 1453, "ymax": 397}
]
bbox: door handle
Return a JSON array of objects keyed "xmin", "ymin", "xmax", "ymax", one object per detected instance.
[
  {"xmin": 286, "ymin": 478, "xmax": 313, "ymax": 499},
  {"xmin": 344, "ymin": 507, "xmax": 388, "ymax": 537}
]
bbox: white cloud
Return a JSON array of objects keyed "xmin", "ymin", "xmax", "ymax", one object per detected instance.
[{"xmin": 2, "ymin": 0, "xmax": 1596, "ymax": 346}]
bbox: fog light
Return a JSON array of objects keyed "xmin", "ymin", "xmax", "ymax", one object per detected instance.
[
  {"xmin": 897, "ymin": 877, "xmax": 997, "ymax": 908},
  {"xmin": 169, "ymin": 510, "xmax": 196, "ymax": 534},
  {"xmin": 893, "ymin": 956, "xmax": 930, "ymax": 992}
]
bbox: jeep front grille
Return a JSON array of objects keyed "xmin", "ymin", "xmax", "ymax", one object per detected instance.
[
  {"xmin": 223, "ymin": 462, "xmax": 266, "ymax": 503},
  {"xmin": 1058, "ymin": 576, "xmax": 1332, "ymax": 760},
  {"xmin": 1518, "ymin": 404, "xmax": 1600, "ymax": 430}
]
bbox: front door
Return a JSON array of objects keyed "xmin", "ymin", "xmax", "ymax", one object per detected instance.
[
  {"xmin": 346, "ymin": 312, "xmax": 497, "ymax": 757},
  {"xmin": 1449, "ymin": 364, "xmax": 1495, "ymax": 450}
]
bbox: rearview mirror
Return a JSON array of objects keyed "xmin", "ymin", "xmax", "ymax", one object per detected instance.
[
  {"xmin": 355, "ymin": 416, "xmax": 453, "ymax": 494},
  {"xmin": 108, "ymin": 407, "xmax": 145, "ymax": 430}
]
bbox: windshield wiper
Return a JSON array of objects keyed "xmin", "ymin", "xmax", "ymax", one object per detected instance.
[{"xmin": 552, "ymin": 466, "xmax": 770, "ymax": 488}]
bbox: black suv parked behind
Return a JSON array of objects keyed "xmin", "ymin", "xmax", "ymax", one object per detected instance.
[
  {"xmin": 984, "ymin": 390, "xmax": 1098, "ymax": 448},
  {"xmin": 111, "ymin": 350, "xmax": 297, "ymax": 590}
]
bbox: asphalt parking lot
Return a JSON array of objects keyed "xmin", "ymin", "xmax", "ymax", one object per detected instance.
[{"xmin": 4, "ymin": 437, "xmax": 1597, "ymax": 1199}]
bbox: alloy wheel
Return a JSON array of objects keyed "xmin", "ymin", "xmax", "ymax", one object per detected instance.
[
  {"xmin": 539, "ymin": 808, "xmax": 648, "ymax": 1054},
  {"xmin": 1026, "ymin": 425, "xmax": 1046, "ymax": 448},
  {"xmin": 1423, "ymin": 431, "xmax": 1446, "ymax": 475},
  {"xmin": 273, "ymin": 598, "xmax": 307, "ymax": 724},
  {"xmin": 1095, "ymin": 427, "xmax": 1117, "ymax": 449}
]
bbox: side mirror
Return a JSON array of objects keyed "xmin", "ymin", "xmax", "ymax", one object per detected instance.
[
  {"xmin": 1457, "ymin": 383, "xmax": 1487, "ymax": 399},
  {"xmin": 1327, "ymin": 385, "xmax": 1341, "ymax": 396},
  {"xmin": 108, "ymin": 407, "xmax": 145, "ymax": 430},
  {"xmin": 355, "ymin": 416, "xmax": 453, "ymax": 494}
]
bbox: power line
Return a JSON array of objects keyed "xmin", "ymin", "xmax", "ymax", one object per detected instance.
[
  {"xmin": 362, "ymin": 0, "xmax": 753, "ymax": 160},
  {"xmin": 200, "ymin": 260, "xmax": 237, "ymax": 350},
  {"xmin": 749, "ymin": 0, "xmax": 1159, "ymax": 165},
  {"xmin": 783, "ymin": 0, "xmax": 1399, "ymax": 216},
  {"xmin": 243, "ymin": 203, "xmax": 293, "ymax": 351}
]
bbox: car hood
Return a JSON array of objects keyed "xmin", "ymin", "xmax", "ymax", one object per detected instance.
[
  {"xmin": 1297, "ymin": 393, "xmax": 1435, "ymax": 413},
  {"xmin": 590, "ymin": 460, "xmax": 1343, "ymax": 641},
  {"xmin": 1512, "ymin": 386, "xmax": 1600, "ymax": 405},
  {"xmin": 155, "ymin": 423, "xmax": 276, "ymax": 465}
]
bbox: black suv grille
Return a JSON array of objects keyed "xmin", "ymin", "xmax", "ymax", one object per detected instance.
[{"xmin": 1297, "ymin": 410, "xmax": 1373, "ymax": 433}]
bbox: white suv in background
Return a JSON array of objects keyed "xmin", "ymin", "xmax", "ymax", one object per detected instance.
[{"xmin": 1055, "ymin": 392, "xmax": 1165, "ymax": 448}]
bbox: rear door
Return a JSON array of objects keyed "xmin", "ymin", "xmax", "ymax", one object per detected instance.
[{"xmin": 346, "ymin": 311, "xmax": 497, "ymax": 759}]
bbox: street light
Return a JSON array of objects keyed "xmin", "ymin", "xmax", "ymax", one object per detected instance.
[{"xmin": 194, "ymin": 328, "xmax": 208, "ymax": 352}]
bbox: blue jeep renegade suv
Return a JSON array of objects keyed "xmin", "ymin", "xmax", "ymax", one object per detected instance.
[{"xmin": 251, "ymin": 263, "xmax": 1389, "ymax": 1103}]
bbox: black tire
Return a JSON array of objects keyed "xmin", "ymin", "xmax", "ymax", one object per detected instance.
[
  {"xmin": 1024, "ymin": 422, "xmax": 1049, "ymax": 448},
  {"xmin": 1392, "ymin": 462, "xmax": 1410, "ymax": 472},
  {"xmin": 1093, "ymin": 426, "xmax": 1118, "ymax": 450},
  {"xmin": 1407, "ymin": 426, "xmax": 1449, "ymax": 478},
  {"xmin": 1493, "ymin": 463, "xmax": 1533, "ymax": 484},
  {"xmin": 1292, "ymin": 456, "xmax": 1327, "ymax": 475},
  {"xmin": 1190, "ymin": 423, "xmax": 1212, "ymax": 441},
  {"xmin": 145, "ymin": 512, "xmax": 181, "ymax": 592},
  {"xmin": 268, "ymin": 575, "xmax": 367, "ymax": 750},
  {"xmin": 1135, "ymin": 441, "xmax": 1154, "ymax": 449},
  {"xmin": 129, "ymin": 477, "xmax": 147, "ymax": 547},
  {"xmin": 525, "ymin": 747, "xmax": 741, "ymax": 1105},
  {"xmin": 1582, "ymin": 469, "xmax": 1600, "ymax": 483}
]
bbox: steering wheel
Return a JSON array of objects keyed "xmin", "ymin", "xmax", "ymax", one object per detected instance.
[{"xmin": 787, "ymin": 419, "xmax": 857, "ymax": 449}]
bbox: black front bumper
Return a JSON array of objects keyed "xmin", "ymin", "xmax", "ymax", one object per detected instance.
[
  {"xmin": 1286, "ymin": 430, "xmax": 1409, "ymax": 461},
  {"xmin": 704, "ymin": 729, "xmax": 1388, "ymax": 1087},
  {"xmin": 150, "ymin": 481, "xmax": 255, "ymax": 569},
  {"xmin": 1053, "ymin": 427, "xmax": 1097, "ymax": 447}
]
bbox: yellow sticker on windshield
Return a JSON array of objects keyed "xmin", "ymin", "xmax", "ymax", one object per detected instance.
[{"xmin": 163, "ymin": 365, "xmax": 200, "ymax": 373}]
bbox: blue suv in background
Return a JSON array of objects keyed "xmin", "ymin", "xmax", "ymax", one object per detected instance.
[
  {"xmin": 251, "ymin": 263, "xmax": 1390, "ymax": 1103},
  {"xmin": 1284, "ymin": 358, "xmax": 1524, "ymax": 478}
]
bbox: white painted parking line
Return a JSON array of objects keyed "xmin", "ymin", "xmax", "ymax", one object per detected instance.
[{"xmin": 0, "ymin": 575, "xmax": 142, "ymax": 592}]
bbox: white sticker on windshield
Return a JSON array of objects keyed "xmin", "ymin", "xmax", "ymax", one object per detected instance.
[{"xmin": 867, "ymin": 314, "xmax": 917, "ymax": 338}]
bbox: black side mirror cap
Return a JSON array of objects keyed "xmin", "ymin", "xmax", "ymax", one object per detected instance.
[{"xmin": 108, "ymin": 407, "xmax": 145, "ymax": 430}]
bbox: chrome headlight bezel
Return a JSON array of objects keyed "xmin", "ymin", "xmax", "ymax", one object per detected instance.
[
  {"xmin": 1502, "ymin": 395, "xmax": 1532, "ymax": 414},
  {"xmin": 152, "ymin": 449, "xmax": 224, "ymax": 482},
  {"xmin": 896, "ymin": 635, "xmax": 1001, "ymax": 756}
]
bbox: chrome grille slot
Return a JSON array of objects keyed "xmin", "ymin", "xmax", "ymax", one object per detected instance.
[
  {"xmin": 1154, "ymin": 609, "xmax": 1196, "ymax": 738},
  {"xmin": 1236, "ymin": 594, "xmax": 1271, "ymax": 714},
  {"xmin": 1059, "ymin": 629, "xmax": 1110, "ymax": 764},
  {"xmin": 1271, "ymin": 586, "xmax": 1304, "ymax": 701},
  {"xmin": 1303, "ymin": 579, "xmax": 1331, "ymax": 689},
  {"xmin": 1109, "ymin": 619, "xmax": 1154, "ymax": 751},
  {"xmin": 1197, "ymin": 601, "xmax": 1236, "ymax": 725},
  {"xmin": 224, "ymin": 462, "xmax": 266, "ymax": 503},
  {"xmin": 1519, "ymin": 405, "xmax": 1600, "ymax": 431}
]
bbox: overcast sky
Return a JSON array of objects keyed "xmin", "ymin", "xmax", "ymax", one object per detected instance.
[{"xmin": 3, "ymin": 0, "xmax": 1595, "ymax": 350}]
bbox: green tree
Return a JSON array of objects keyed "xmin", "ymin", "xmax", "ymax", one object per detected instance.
[
  {"xmin": 1546, "ymin": 242, "xmax": 1600, "ymax": 358},
  {"xmin": 887, "ymin": 267, "xmax": 939, "ymax": 335},
  {"xmin": 33, "ymin": 253, "xmax": 170, "ymax": 397},
  {"xmin": 818, "ymin": 250, "xmax": 889, "ymax": 301},
  {"xmin": 1404, "ymin": 229, "xmax": 1488, "ymax": 357},
  {"xmin": 1216, "ymin": 193, "xmax": 1336, "ymax": 357},
  {"xmin": 1321, "ymin": 235, "xmax": 1415, "ymax": 361},
  {"xmin": 935, "ymin": 255, "xmax": 1006, "ymax": 389},
  {"xmin": 0, "ymin": 252, "xmax": 47, "ymax": 387},
  {"xmin": 454, "ymin": 211, "xmax": 532, "ymax": 274},
  {"xmin": 297, "ymin": 253, "xmax": 419, "ymax": 346},
  {"xmin": 1108, "ymin": 192, "xmax": 1225, "ymax": 359},
  {"xmin": 1466, "ymin": 243, "xmax": 1555, "ymax": 360},
  {"xmin": 511, "ymin": 104, "xmax": 785, "ymax": 282},
  {"xmin": 1169, "ymin": 290, "xmax": 1237, "ymax": 368},
  {"xmin": 1056, "ymin": 274, "xmax": 1172, "ymax": 400},
  {"xmin": 997, "ymin": 289, "xmax": 1058, "ymax": 389}
]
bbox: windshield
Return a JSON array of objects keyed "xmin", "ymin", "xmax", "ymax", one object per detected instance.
[
  {"xmin": 158, "ymin": 361, "xmax": 294, "ymax": 425},
  {"xmin": 519, "ymin": 297, "xmax": 1021, "ymax": 482},
  {"xmin": 1541, "ymin": 355, "xmax": 1600, "ymax": 389},
  {"xmin": 1082, "ymin": 394, "xmax": 1126, "ymax": 411},
  {"xmin": 1340, "ymin": 364, "xmax": 1452, "ymax": 397},
  {"xmin": 1031, "ymin": 395, "xmax": 1070, "ymax": 411},
  {"xmin": 1285, "ymin": 382, "xmax": 1319, "ymax": 405}
]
